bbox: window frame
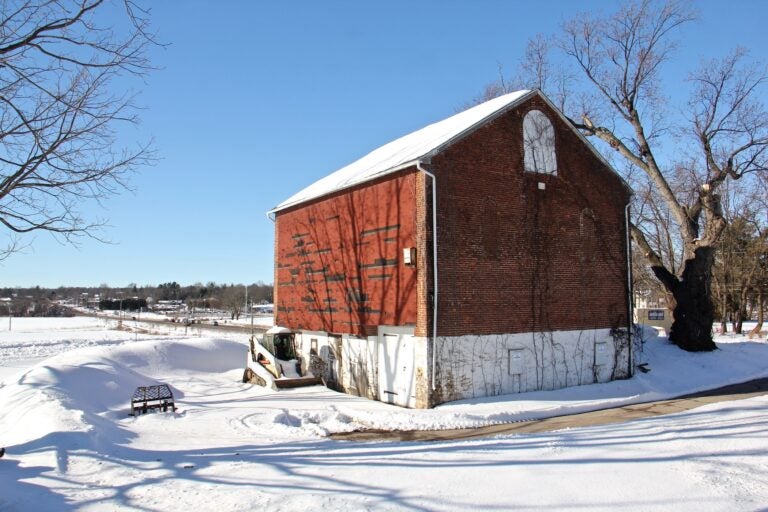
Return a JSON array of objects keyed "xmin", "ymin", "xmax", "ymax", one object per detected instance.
[{"xmin": 522, "ymin": 109, "xmax": 557, "ymax": 175}]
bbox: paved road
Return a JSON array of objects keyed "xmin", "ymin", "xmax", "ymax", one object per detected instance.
[
  {"xmin": 74, "ymin": 309, "xmax": 271, "ymax": 336},
  {"xmin": 129, "ymin": 317, "xmax": 271, "ymax": 335},
  {"xmin": 330, "ymin": 377, "xmax": 768, "ymax": 442}
]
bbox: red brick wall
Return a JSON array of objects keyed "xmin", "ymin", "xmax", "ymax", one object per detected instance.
[
  {"xmin": 274, "ymin": 172, "xmax": 419, "ymax": 337},
  {"xmin": 274, "ymin": 95, "xmax": 630, "ymax": 339},
  {"xmin": 431, "ymin": 96, "xmax": 631, "ymax": 336}
]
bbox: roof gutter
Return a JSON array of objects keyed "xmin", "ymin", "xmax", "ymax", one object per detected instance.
[
  {"xmin": 416, "ymin": 160, "xmax": 439, "ymax": 391},
  {"xmin": 625, "ymin": 201, "xmax": 634, "ymax": 377}
]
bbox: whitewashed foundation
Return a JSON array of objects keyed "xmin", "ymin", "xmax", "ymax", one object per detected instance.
[
  {"xmin": 432, "ymin": 328, "xmax": 631, "ymax": 404},
  {"xmin": 294, "ymin": 327, "xmax": 631, "ymax": 408}
]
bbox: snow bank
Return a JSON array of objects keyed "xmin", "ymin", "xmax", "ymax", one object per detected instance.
[{"xmin": 0, "ymin": 337, "xmax": 244, "ymax": 447}]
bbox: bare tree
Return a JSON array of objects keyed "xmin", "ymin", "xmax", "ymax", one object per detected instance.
[
  {"xmin": 488, "ymin": 0, "xmax": 768, "ymax": 351},
  {"xmin": 0, "ymin": 0, "xmax": 157, "ymax": 260},
  {"xmin": 743, "ymin": 179, "xmax": 768, "ymax": 338},
  {"xmin": 220, "ymin": 285, "xmax": 246, "ymax": 320},
  {"xmin": 712, "ymin": 191, "xmax": 760, "ymax": 334},
  {"xmin": 467, "ymin": 35, "xmax": 574, "ymax": 113}
]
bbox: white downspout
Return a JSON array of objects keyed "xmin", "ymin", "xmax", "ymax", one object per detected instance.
[
  {"xmin": 625, "ymin": 202, "xmax": 634, "ymax": 376},
  {"xmin": 416, "ymin": 160, "xmax": 439, "ymax": 390}
]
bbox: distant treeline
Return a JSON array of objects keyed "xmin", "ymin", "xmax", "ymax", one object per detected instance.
[{"xmin": 1, "ymin": 281, "xmax": 273, "ymax": 319}]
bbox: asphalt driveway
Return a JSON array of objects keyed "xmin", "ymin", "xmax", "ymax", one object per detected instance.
[{"xmin": 331, "ymin": 377, "xmax": 768, "ymax": 442}]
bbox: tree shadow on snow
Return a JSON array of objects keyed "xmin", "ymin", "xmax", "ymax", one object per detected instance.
[{"xmin": 2, "ymin": 399, "xmax": 766, "ymax": 511}]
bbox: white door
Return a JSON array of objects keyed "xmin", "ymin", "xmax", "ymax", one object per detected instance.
[{"xmin": 378, "ymin": 332, "xmax": 416, "ymax": 408}]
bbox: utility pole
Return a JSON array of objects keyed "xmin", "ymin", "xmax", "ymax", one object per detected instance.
[{"xmin": 118, "ymin": 291, "xmax": 123, "ymax": 329}]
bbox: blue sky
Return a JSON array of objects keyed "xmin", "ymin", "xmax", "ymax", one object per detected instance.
[{"xmin": 3, "ymin": 0, "xmax": 766, "ymax": 288}]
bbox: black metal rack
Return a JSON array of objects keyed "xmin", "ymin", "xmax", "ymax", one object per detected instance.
[{"xmin": 130, "ymin": 384, "xmax": 176, "ymax": 415}]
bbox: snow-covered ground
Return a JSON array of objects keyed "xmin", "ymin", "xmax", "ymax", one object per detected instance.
[{"xmin": 1, "ymin": 317, "xmax": 767, "ymax": 511}]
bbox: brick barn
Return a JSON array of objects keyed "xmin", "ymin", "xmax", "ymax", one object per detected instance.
[{"xmin": 268, "ymin": 89, "xmax": 634, "ymax": 408}]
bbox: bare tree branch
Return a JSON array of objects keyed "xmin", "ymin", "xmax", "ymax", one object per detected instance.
[{"xmin": 0, "ymin": 0, "xmax": 158, "ymax": 255}]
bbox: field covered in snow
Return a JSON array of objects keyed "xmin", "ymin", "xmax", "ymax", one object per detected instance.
[{"xmin": 1, "ymin": 317, "xmax": 767, "ymax": 511}]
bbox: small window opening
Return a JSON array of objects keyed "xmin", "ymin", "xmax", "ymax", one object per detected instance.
[{"xmin": 523, "ymin": 109, "xmax": 557, "ymax": 175}]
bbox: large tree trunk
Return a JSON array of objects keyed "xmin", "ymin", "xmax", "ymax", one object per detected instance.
[
  {"xmin": 667, "ymin": 247, "xmax": 718, "ymax": 351},
  {"xmin": 637, "ymin": 228, "xmax": 719, "ymax": 352}
]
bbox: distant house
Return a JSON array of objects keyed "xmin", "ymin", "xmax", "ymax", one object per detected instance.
[
  {"xmin": 152, "ymin": 300, "xmax": 186, "ymax": 313},
  {"xmin": 269, "ymin": 90, "xmax": 633, "ymax": 408},
  {"xmin": 253, "ymin": 304, "xmax": 274, "ymax": 315}
]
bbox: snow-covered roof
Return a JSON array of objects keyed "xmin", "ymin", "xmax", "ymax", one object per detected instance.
[
  {"xmin": 266, "ymin": 325, "xmax": 293, "ymax": 334},
  {"xmin": 269, "ymin": 90, "xmax": 535, "ymax": 214},
  {"xmin": 270, "ymin": 89, "xmax": 631, "ymax": 214}
]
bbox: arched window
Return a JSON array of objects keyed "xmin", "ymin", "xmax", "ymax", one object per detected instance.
[{"xmin": 523, "ymin": 110, "xmax": 557, "ymax": 175}]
